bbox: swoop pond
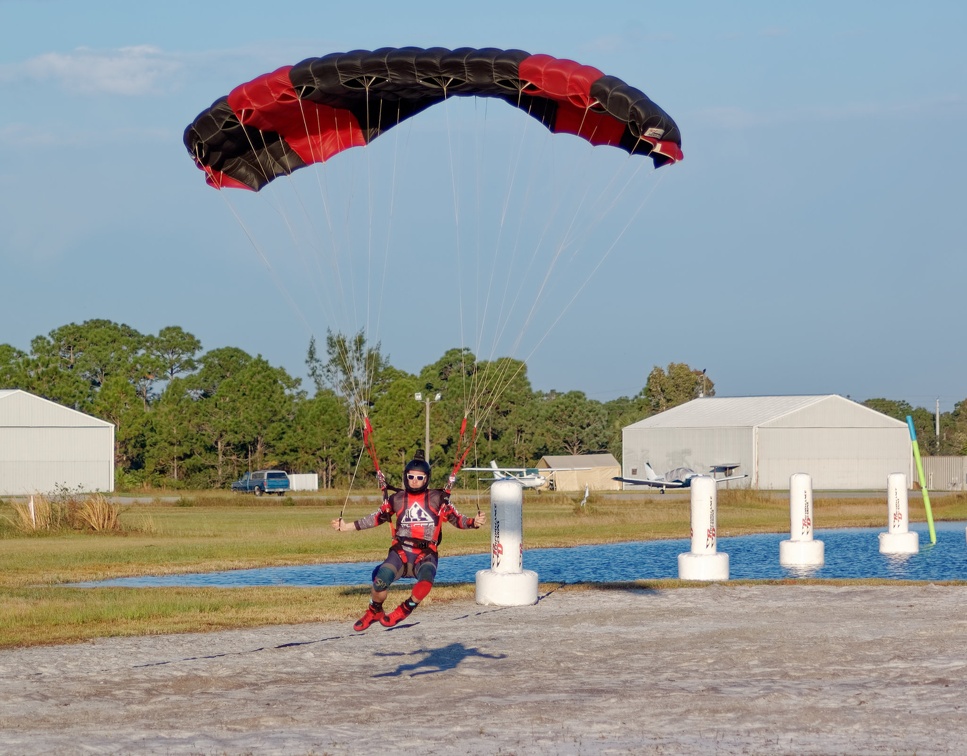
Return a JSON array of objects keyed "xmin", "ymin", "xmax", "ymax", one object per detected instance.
[{"xmin": 71, "ymin": 521, "xmax": 967, "ymax": 588}]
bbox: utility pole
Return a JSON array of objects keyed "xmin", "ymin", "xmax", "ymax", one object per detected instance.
[
  {"xmin": 936, "ymin": 397, "xmax": 941, "ymax": 453},
  {"xmin": 415, "ymin": 391, "xmax": 442, "ymax": 463}
]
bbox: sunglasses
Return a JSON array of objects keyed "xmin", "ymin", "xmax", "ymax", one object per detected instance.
[{"xmin": 406, "ymin": 473, "xmax": 427, "ymax": 481}]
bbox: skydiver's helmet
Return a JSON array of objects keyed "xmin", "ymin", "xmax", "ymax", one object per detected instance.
[{"xmin": 404, "ymin": 450, "xmax": 431, "ymax": 493}]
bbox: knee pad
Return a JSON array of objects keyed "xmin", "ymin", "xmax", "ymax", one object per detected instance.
[
  {"xmin": 412, "ymin": 579, "xmax": 433, "ymax": 602},
  {"xmin": 414, "ymin": 561, "xmax": 437, "ymax": 585},
  {"xmin": 372, "ymin": 564, "xmax": 396, "ymax": 592}
]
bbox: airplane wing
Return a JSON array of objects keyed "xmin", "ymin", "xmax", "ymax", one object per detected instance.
[
  {"xmin": 464, "ymin": 467, "xmax": 532, "ymax": 472},
  {"xmin": 714, "ymin": 473, "xmax": 749, "ymax": 483},
  {"xmin": 612, "ymin": 476, "xmax": 685, "ymax": 488}
]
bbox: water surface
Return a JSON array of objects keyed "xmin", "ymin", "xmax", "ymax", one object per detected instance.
[{"xmin": 72, "ymin": 521, "xmax": 967, "ymax": 588}]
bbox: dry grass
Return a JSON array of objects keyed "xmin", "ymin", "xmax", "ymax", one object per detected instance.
[{"xmin": 6, "ymin": 493, "xmax": 124, "ymax": 534}]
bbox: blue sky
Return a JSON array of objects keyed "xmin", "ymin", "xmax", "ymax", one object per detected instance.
[{"xmin": 1, "ymin": 1, "xmax": 965, "ymax": 410}]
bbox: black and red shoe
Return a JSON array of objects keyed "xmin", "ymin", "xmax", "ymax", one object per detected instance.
[
  {"xmin": 353, "ymin": 605, "xmax": 384, "ymax": 632},
  {"xmin": 379, "ymin": 601, "xmax": 414, "ymax": 627}
]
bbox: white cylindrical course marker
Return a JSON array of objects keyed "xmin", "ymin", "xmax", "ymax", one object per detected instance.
[
  {"xmin": 475, "ymin": 479, "xmax": 538, "ymax": 606},
  {"xmin": 678, "ymin": 476, "xmax": 729, "ymax": 581},
  {"xmin": 879, "ymin": 473, "xmax": 919, "ymax": 554},
  {"xmin": 779, "ymin": 473, "xmax": 825, "ymax": 567}
]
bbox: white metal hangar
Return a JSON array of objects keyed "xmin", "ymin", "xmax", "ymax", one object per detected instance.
[
  {"xmin": 620, "ymin": 395, "xmax": 911, "ymax": 491},
  {"xmin": 0, "ymin": 389, "xmax": 115, "ymax": 496}
]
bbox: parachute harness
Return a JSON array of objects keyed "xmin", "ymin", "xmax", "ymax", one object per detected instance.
[{"xmin": 345, "ymin": 414, "xmax": 480, "ymax": 532}]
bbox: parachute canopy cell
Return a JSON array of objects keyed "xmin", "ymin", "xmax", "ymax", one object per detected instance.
[{"xmin": 184, "ymin": 47, "xmax": 684, "ymax": 191}]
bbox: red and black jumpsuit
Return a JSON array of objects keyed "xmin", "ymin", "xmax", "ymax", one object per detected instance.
[{"xmin": 353, "ymin": 488, "xmax": 476, "ymax": 592}]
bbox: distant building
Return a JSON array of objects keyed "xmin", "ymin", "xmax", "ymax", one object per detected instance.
[
  {"xmin": 538, "ymin": 453, "xmax": 621, "ymax": 491},
  {"xmin": 621, "ymin": 395, "xmax": 910, "ymax": 491},
  {"xmin": 287, "ymin": 473, "xmax": 319, "ymax": 491},
  {"xmin": 918, "ymin": 456, "xmax": 967, "ymax": 491},
  {"xmin": 0, "ymin": 390, "xmax": 115, "ymax": 496}
]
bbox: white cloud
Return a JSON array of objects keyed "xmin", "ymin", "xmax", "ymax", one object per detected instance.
[{"xmin": 4, "ymin": 45, "xmax": 183, "ymax": 96}]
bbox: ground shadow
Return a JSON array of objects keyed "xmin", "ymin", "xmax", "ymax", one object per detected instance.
[{"xmin": 372, "ymin": 642, "xmax": 506, "ymax": 678}]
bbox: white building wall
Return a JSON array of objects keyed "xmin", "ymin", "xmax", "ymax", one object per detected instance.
[
  {"xmin": 0, "ymin": 426, "xmax": 115, "ymax": 495},
  {"xmin": 0, "ymin": 391, "xmax": 115, "ymax": 495},
  {"xmin": 920, "ymin": 457, "xmax": 967, "ymax": 491},
  {"xmin": 622, "ymin": 427, "xmax": 754, "ymax": 488},
  {"xmin": 287, "ymin": 473, "xmax": 319, "ymax": 491},
  {"xmin": 755, "ymin": 427, "xmax": 910, "ymax": 490}
]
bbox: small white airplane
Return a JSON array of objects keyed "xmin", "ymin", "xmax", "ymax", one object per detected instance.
[
  {"xmin": 463, "ymin": 460, "xmax": 588, "ymax": 490},
  {"xmin": 614, "ymin": 462, "xmax": 748, "ymax": 494}
]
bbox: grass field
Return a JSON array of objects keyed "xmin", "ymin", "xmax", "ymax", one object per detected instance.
[{"xmin": 1, "ymin": 488, "xmax": 965, "ymax": 648}]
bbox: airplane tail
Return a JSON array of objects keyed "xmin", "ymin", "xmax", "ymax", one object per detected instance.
[
  {"xmin": 643, "ymin": 462, "xmax": 660, "ymax": 481},
  {"xmin": 489, "ymin": 460, "xmax": 507, "ymax": 479}
]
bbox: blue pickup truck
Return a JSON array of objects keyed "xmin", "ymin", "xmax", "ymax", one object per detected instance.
[{"xmin": 231, "ymin": 470, "xmax": 290, "ymax": 496}]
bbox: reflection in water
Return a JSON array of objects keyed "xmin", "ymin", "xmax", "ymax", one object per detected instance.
[{"xmin": 71, "ymin": 522, "xmax": 967, "ymax": 588}]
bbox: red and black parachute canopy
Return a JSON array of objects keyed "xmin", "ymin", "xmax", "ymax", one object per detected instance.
[{"xmin": 184, "ymin": 47, "xmax": 683, "ymax": 191}]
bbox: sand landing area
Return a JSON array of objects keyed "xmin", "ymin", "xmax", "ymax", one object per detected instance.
[{"xmin": 1, "ymin": 583, "xmax": 965, "ymax": 755}]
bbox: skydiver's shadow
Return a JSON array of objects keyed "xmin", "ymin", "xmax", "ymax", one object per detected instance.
[{"xmin": 372, "ymin": 642, "xmax": 506, "ymax": 678}]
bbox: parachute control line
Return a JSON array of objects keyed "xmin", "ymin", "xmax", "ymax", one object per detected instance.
[{"xmin": 475, "ymin": 479, "xmax": 538, "ymax": 606}]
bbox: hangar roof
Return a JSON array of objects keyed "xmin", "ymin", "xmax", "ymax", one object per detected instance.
[
  {"xmin": 538, "ymin": 453, "xmax": 619, "ymax": 469},
  {"xmin": 624, "ymin": 395, "xmax": 906, "ymax": 430},
  {"xmin": 0, "ymin": 389, "xmax": 113, "ymax": 428}
]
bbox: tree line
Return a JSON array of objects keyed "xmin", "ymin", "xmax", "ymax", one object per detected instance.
[{"xmin": 1, "ymin": 320, "xmax": 964, "ymax": 489}]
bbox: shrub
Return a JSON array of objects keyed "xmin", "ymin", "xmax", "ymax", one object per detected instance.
[{"xmin": 6, "ymin": 492, "xmax": 124, "ymax": 534}]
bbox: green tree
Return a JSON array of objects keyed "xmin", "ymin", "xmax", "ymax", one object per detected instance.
[
  {"xmin": 18, "ymin": 352, "xmax": 93, "ymax": 410},
  {"xmin": 946, "ymin": 398, "xmax": 967, "ymax": 455},
  {"xmin": 643, "ymin": 363, "xmax": 713, "ymax": 413},
  {"xmin": 143, "ymin": 379, "xmax": 198, "ymax": 486},
  {"xmin": 151, "ymin": 326, "xmax": 202, "ymax": 379},
  {"xmin": 471, "ymin": 357, "xmax": 535, "ymax": 465},
  {"xmin": 279, "ymin": 390, "xmax": 351, "ymax": 488},
  {"xmin": 31, "ymin": 320, "xmax": 144, "ymax": 390},
  {"xmin": 416, "ymin": 348, "xmax": 482, "ymax": 476},
  {"xmin": 602, "ymin": 394, "xmax": 650, "ymax": 460},
  {"xmin": 307, "ymin": 330, "xmax": 392, "ymax": 438},
  {"xmin": 91, "ymin": 374, "xmax": 148, "ymax": 476},
  {"xmin": 862, "ymin": 398, "xmax": 914, "ymax": 422},
  {"xmin": 370, "ymin": 371, "xmax": 426, "ymax": 483},
  {"xmin": 0, "ymin": 344, "xmax": 27, "ymax": 387},
  {"xmin": 534, "ymin": 390, "xmax": 608, "ymax": 456},
  {"xmin": 184, "ymin": 347, "xmax": 255, "ymax": 485},
  {"xmin": 225, "ymin": 357, "xmax": 301, "ymax": 471}
]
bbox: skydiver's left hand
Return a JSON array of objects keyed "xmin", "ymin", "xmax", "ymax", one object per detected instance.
[{"xmin": 472, "ymin": 511, "xmax": 487, "ymax": 529}]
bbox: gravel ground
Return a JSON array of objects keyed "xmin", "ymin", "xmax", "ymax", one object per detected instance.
[{"xmin": 2, "ymin": 583, "xmax": 966, "ymax": 755}]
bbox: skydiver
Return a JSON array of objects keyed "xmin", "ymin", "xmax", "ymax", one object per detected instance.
[{"xmin": 331, "ymin": 450, "xmax": 486, "ymax": 630}]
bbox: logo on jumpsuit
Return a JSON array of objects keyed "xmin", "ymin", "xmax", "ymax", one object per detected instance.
[{"xmin": 401, "ymin": 502, "xmax": 433, "ymax": 526}]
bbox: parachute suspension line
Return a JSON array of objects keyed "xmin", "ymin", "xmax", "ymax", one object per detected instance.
[
  {"xmin": 502, "ymin": 162, "xmax": 667, "ymax": 378},
  {"xmin": 361, "ymin": 79, "xmax": 378, "ymax": 412},
  {"xmin": 462, "ymin": 110, "xmax": 661, "ymax": 427},
  {"xmin": 446, "ymin": 416, "xmax": 478, "ymax": 515},
  {"xmin": 461, "ymin": 90, "xmax": 543, "ymax": 421},
  {"xmin": 442, "ymin": 89, "xmax": 486, "ymax": 430},
  {"xmin": 362, "ymin": 415, "xmax": 389, "ymax": 497},
  {"xmin": 217, "ymin": 191, "xmax": 314, "ymax": 336},
  {"xmin": 363, "ymin": 95, "xmax": 408, "ymax": 409},
  {"xmin": 339, "ymin": 438, "xmax": 372, "ymax": 523},
  {"xmin": 291, "ymin": 99, "xmax": 357, "ymax": 351},
  {"xmin": 464, "ymin": 97, "xmax": 587, "ymax": 422},
  {"xmin": 267, "ymin": 102, "xmax": 369, "ymax": 438}
]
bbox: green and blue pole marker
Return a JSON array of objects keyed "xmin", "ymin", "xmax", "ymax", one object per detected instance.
[{"xmin": 906, "ymin": 415, "xmax": 936, "ymax": 545}]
